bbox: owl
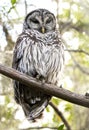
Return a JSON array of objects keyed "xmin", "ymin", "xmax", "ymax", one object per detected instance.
[{"xmin": 12, "ymin": 9, "xmax": 64, "ymax": 120}]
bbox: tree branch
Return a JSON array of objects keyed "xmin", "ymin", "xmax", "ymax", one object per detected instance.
[
  {"xmin": 0, "ymin": 64, "xmax": 89, "ymax": 108},
  {"xmin": 2, "ymin": 24, "xmax": 15, "ymax": 50},
  {"xmin": 49, "ymin": 102, "xmax": 71, "ymax": 130},
  {"xmin": 59, "ymin": 21, "xmax": 89, "ymax": 36},
  {"xmin": 19, "ymin": 126, "xmax": 57, "ymax": 130},
  {"xmin": 24, "ymin": 0, "xmax": 27, "ymax": 15},
  {"xmin": 65, "ymin": 49, "xmax": 89, "ymax": 56},
  {"xmin": 71, "ymin": 55, "xmax": 89, "ymax": 75}
]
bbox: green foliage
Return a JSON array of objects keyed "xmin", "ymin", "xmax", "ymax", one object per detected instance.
[
  {"xmin": 52, "ymin": 97, "xmax": 61, "ymax": 105},
  {"xmin": 0, "ymin": 95, "xmax": 19, "ymax": 130},
  {"xmin": 11, "ymin": 0, "xmax": 17, "ymax": 5},
  {"xmin": 65, "ymin": 104, "xmax": 72, "ymax": 111},
  {"xmin": 57, "ymin": 124, "xmax": 64, "ymax": 130}
]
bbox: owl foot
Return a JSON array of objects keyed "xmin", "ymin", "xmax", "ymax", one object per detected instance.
[{"xmin": 36, "ymin": 75, "xmax": 45, "ymax": 83}]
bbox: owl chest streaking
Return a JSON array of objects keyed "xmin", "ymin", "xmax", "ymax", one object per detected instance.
[{"xmin": 12, "ymin": 9, "xmax": 64, "ymax": 120}]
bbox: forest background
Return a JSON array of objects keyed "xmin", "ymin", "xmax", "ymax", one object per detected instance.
[{"xmin": 0, "ymin": 0, "xmax": 89, "ymax": 130}]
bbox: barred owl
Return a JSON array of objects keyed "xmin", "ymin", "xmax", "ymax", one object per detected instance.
[{"xmin": 12, "ymin": 9, "xmax": 64, "ymax": 120}]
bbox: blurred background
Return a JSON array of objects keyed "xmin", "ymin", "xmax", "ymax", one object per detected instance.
[{"xmin": 0, "ymin": 0, "xmax": 89, "ymax": 130}]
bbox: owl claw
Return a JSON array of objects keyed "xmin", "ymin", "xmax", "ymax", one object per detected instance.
[
  {"xmin": 41, "ymin": 79, "xmax": 45, "ymax": 84},
  {"xmin": 36, "ymin": 75, "xmax": 46, "ymax": 83},
  {"xmin": 36, "ymin": 75, "xmax": 40, "ymax": 80}
]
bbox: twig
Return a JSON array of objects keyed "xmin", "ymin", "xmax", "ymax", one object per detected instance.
[
  {"xmin": 19, "ymin": 126, "xmax": 57, "ymax": 130},
  {"xmin": 24, "ymin": 0, "xmax": 27, "ymax": 15},
  {"xmin": 71, "ymin": 55, "xmax": 89, "ymax": 75},
  {"xmin": 0, "ymin": 64, "xmax": 89, "ymax": 108},
  {"xmin": 64, "ymin": 48, "xmax": 89, "ymax": 75},
  {"xmin": 49, "ymin": 102, "xmax": 71, "ymax": 130},
  {"xmin": 0, "ymin": 50, "xmax": 13, "ymax": 54},
  {"xmin": 0, "ymin": 91, "xmax": 12, "ymax": 95},
  {"xmin": 2, "ymin": 24, "xmax": 15, "ymax": 50},
  {"xmin": 65, "ymin": 49, "xmax": 89, "ymax": 56}
]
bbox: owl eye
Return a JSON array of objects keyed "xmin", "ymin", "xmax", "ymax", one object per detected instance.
[
  {"xmin": 30, "ymin": 18, "xmax": 39, "ymax": 24},
  {"xmin": 46, "ymin": 18, "xmax": 52, "ymax": 24}
]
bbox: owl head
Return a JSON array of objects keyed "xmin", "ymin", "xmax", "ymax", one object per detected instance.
[{"xmin": 23, "ymin": 9, "xmax": 56, "ymax": 33}]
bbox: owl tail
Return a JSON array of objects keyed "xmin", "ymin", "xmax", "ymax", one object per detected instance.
[{"xmin": 22, "ymin": 96, "xmax": 51, "ymax": 120}]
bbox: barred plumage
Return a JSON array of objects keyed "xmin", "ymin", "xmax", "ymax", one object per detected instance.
[{"xmin": 12, "ymin": 9, "xmax": 64, "ymax": 120}]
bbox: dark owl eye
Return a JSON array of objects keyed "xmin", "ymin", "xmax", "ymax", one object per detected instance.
[
  {"xmin": 46, "ymin": 18, "xmax": 52, "ymax": 24},
  {"xmin": 30, "ymin": 18, "xmax": 39, "ymax": 24}
]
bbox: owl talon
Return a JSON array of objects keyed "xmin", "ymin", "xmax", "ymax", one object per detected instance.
[
  {"xmin": 36, "ymin": 75, "xmax": 45, "ymax": 82},
  {"xmin": 36, "ymin": 75, "xmax": 40, "ymax": 80},
  {"xmin": 41, "ymin": 79, "xmax": 45, "ymax": 84}
]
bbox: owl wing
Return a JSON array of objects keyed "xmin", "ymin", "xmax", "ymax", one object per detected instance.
[
  {"xmin": 12, "ymin": 32, "xmax": 27, "ymax": 70},
  {"xmin": 12, "ymin": 30, "xmax": 51, "ymax": 120}
]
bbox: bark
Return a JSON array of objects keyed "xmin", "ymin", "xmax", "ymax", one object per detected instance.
[{"xmin": 0, "ymin": 64, "xmax": 89, "ymax": 108}]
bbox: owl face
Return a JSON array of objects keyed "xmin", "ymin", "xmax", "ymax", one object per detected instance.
[{"xmin": 24, "ymin": 9, "xmax": 56, "ymax": 33}]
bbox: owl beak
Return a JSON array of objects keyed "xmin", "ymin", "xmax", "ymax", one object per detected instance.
[{"xmin": 41, "ymin": 27, "xmax": 45, "ymax": 33}]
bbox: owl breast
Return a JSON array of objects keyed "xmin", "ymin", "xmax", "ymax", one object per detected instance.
[{"xmin": 16, "ymin": 29, "xmax": 64, "ymax": 85}]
